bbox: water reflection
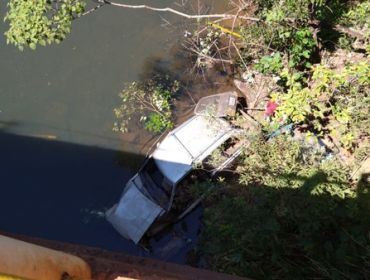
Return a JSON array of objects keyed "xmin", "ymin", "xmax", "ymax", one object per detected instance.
[
  {"xmin": 0, "ymin": 0, "xmax": 227, "ymax": 154},
  {"xmin": 0, "ymin": 0, "xmax": 226, "ymax": 263}
]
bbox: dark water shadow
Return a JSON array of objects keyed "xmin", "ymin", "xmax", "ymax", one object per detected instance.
[
  {"xmin": 0, "ymin": 130, "xmax": 141, "ymax": 254},
  {"xmin": 0, "ymin": 130, "xmax": 202, "ymax": 264}
]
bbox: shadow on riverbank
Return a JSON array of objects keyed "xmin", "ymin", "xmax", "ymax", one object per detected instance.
[{"xmin": 199, "ymin": 168, "xmax": 370, "ymax": 278}]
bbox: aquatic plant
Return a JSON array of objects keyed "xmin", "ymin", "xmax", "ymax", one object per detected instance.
[{"xmin": 113, "ymin": 76, "xmax": 179, "ymax": 134}]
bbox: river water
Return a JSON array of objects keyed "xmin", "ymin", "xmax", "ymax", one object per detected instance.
[{"xmin": 0, "ymin": 0, "xmax": 229, "ymax": 263}]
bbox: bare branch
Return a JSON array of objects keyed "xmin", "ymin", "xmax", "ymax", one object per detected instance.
[
  {"xmin": 80, "ymin": 3, "xmax": 106, "ymax": 17},
  {"xmin": 232, "ymin": 40, "xmax": 247, "ymax": 69},
  {"xmin": 98, "ymin": 0, "xmax": 260, "ymax": 21},
  {"xmin": 188, "ymin": 47, "xmax": 233, "ymax": 64}
]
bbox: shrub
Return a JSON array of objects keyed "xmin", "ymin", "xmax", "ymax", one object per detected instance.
[
  {"xmin": 288, "ymin": 28, "xmax": 316, "ymax": 68},
  {"xmin": 254, "ymin": 52, "xmax": 283, "ymax": 74},
  {"xmin": 200, "ymin": 135, "xmax": 370, "ymax": 279},
  {"xmin": 271, "ymin": 60, "xmax": 370, "ymax": 148},
  {"xmin": 341, "ymin": 1, "xmax": 370, "ymax": 28}
]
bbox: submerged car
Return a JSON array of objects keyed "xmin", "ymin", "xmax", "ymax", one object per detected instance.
[{"xmin": 106, "ymin": 92, "xmax": 239, "ymax": 243}]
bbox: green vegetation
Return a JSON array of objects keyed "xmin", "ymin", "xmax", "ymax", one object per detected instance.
[
  {"xmin": 340, "ymin": 1, "xmax": 370, "ymax": 43},
  {"xmin": 113, "ymin": 76, "xmax": 179, "ymax": 134},
  {"xmin": 201, "ymin": 135, "xmax": 369, "ymax": 279},
  {"xmin": 192, "ymin": 1, "xmax": 370, "ymax": 279},
  {"xmin": 254, "ymin": 52, "xmax": 283, "ymax": 74},
  {"xmin": 4, "ymin": 0, "xmax": 369, "ymax": 278},
  {"xmin": 271, "ymin": 61, "xmax": 370, "ymax": 148},
  {"xmin": 5, "ymin": 0, "xmax": 85, "ymax": 50}
]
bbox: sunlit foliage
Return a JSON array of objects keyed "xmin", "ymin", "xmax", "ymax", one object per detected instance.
[{"xmin": 4, "ymin": 0, "xmax": 85, "ymax": 50}]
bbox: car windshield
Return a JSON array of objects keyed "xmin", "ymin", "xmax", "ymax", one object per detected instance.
[{"xmin": 139, "ymin": 158, "xmax": 173, "ymax": 209}]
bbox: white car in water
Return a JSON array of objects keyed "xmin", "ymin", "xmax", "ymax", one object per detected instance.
[{"xmin": 106, "ymin": 92, "xmax": 239, "ymax": 243}]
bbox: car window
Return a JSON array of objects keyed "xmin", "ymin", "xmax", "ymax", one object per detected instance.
[
  {"xmin": 138, "ymin": 158, "xmax": 175, "ymax": 209},
  {"xmin": 143, "ymin": 158, "xmax": 173, "ymax": 194}
]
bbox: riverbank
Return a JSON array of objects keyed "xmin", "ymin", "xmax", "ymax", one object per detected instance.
[
  {"xmin": 171, "ymin": 1, "xmax": 370, "ymax": 278},
  {"xmin": 1, "ymin": 0, "xmax": 368, "ymax": 278}
]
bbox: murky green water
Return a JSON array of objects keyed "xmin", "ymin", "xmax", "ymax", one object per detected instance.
[
  {"xmin": 0, "ymin": 0, "xmax": 190, "ymax": 153},
  {"xmin": 0, "ymin": 0, "xmax": 229, "ymax": 259}
]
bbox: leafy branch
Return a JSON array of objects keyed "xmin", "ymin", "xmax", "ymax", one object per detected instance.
[{"xmin": 113, "ymin": 77, "xmax": 180, "ymax": 134}]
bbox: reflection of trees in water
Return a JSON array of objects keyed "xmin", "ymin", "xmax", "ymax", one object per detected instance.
[
  {"xmin": 0, "ymin": 120, "xmax": 19, "ymax": 131},
  {"xmin": 138, "ymin": 45, "xmax": 235, "ymax": 119}
]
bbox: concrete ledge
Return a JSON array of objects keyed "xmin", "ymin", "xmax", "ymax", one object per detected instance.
[{"xmin": 0, "ymin": 231, "xmax": 249, "ymax": 280}]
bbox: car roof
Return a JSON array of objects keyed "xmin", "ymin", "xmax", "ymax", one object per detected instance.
[{"xmin": 152, "ymin": 115, "xmax": 235, "ymax": 184}]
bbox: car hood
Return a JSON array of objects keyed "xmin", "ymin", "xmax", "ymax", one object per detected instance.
[{"xmin": 106, "ymin": 180, "xmax": 164, "ymax": 244}]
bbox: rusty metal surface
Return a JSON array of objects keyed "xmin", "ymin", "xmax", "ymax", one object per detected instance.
[
  {"xmin": 0, "ymin": 231, "xmax": 250, "ymax": 280},
  {"xmin": 194, "ymin": 92, "xmax": 238, "ymax": 117},
  {"xmin": 0, "ymin": 235, "xmax": 91, "ymax": 280}
]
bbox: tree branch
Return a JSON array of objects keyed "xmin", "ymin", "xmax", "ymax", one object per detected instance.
[
  {"xmin": 81, "ymin": 2, "xmax": 106, "ymax": 17},
  {"xmin": 98, "ymin": 0, "xmax": 260, "ymax": 21}
]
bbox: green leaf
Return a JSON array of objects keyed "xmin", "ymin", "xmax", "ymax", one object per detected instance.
[
  {"xmin": 29, "ymin": 42, "xmax": 36, "ymax": 50},
  {"xmin": 4, "ymin": 0, "xmax": 86, "ymax": 50}
]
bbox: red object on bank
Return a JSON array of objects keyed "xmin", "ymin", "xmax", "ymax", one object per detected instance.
[{"xmin": 265, "ymin": 100, "xmax": 278, "ymax": 116}]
